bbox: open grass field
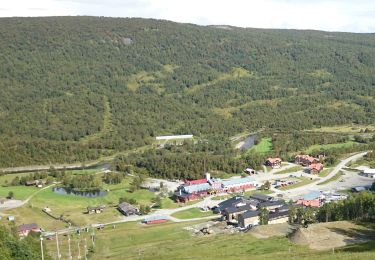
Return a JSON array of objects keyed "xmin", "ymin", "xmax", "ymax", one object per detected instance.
[
  {"xmin": 243, "ymin": 189, "xmax": 273, "ymax": 197},
  {"xmin": 318, "ymin": 168, "xmax": 331, "ymax": 177},
  {"xmin": 171, "ymin": 208, "xmax": 215, "ymax": 219},
  {"xmin": 42, "ymin": 220, "xmax": 375, "ymax": 260},
  {"xmin": 304, "ymin": 140, "xmax": 358, "ymax": 154},
  {"xmin": 274, "ymin": 165, "xmax": 303, "ymax": 175},
  {"xmin": 247, "ymin": 137, "xmax": 273, "ymax": 155},
  {"xmin": 0, "ymin": 186, "xmax": 38, "ymax": 200},
  {"xmin": 0, "ymin": 172, "xmax": 34, "ymax": 185},
  {"xmin": 318, "ymin": 171, "xmax": 344, "ymax": 186}
]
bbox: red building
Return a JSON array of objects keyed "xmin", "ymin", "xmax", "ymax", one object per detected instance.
[
  {"xmin": 265, "ymin": 158, "xmax": 282, "ymax": 168},
  {"xmin": 17, "ymin": 223, "xmax": 41, "ymax": 237},
  {"xmin": 309, "ymin": 163, "xmax": 324, "ymax": 174},
  {"xmin": 295, "ymin": 155, "xmax": 319, "ymax": 166}
]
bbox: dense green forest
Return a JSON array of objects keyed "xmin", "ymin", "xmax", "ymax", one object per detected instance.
[
  {"xmin": 0, "ymin": 225, "xmax": 48, "ymax": 259},
  {"xmin": 1, "ymin": 16, "xmax": 375, "ymax": 167}
]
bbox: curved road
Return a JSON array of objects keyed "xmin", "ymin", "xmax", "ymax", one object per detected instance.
[{"xmin": 277, "ymin": 151, "xmax": 368, "ymax": 197}]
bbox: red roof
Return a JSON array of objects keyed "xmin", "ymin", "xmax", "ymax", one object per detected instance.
[
  {"xmin": 185, "ymin": 179, "xmax": 207, "ymax": 185},
  {"xmin": 296, "ymin": 155, "xmax": 318, "ymax": 163},
  {"xmin": 267, "ymin": 158, "xmax": 282, "ymax": 164},
  {"xmin": 297, "ymin": 199, "xmax": 320, "ymax": 207},
  {"xmin": 309, "ymin": 163, "xmax": 324, "ymax": 171}
]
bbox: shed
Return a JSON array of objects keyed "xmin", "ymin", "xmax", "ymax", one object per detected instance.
[
  {"xmin": 143, "ymin": 215, "xmax": 168, "ymax": 224},
  {"xmin": 118, "ymin": 202, "xmax": 139, "ymax": 216}
]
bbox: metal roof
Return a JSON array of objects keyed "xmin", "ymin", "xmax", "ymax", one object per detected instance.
[
  {"xmin": 302, "ymin": 191, "xmax": 322, "ymax": 200},
  {"xmin": 183, "ymin": 182, "xmax": 211, "ymax": 193},
  {"xmin": 222, "ymin": 177, "xmax": 255, "ymax": 186},
  {"xmin": 241, "ymin": 210, "xmax": 259, "ymax": 219}
]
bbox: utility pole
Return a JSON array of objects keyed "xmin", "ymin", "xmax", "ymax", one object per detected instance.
[
  {"xmin": 68, "ymin": 233, "xmax": 72, "ymax": 260},
  {"xmin": 55, "ymin": 232, "xmax": 61, "ymax": 260},
  {"xmin": 77, "ymin": 241, "xmax": 81, "ymax": 259},
  {"xmin": 91, "ymin": 228, "xmax": 95, "ymax": 248},
  {"xmin": 84, "ymin": 238, "xmax": 88, "ymax": 260},
  {"xmin": 40, "ymin": 236, "xmax": 44, "ymax": 260}
]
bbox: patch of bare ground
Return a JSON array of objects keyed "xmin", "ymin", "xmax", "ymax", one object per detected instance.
[
  {"xmin": 249, "ymin": 223, "xmax": 295, "ymax": 239},
  {"xmin": 289, "ymin": 221, "xmax": 373, "ymax": 250}
]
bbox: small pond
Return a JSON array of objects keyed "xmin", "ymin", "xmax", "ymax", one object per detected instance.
[{"xmin": 52, "ymin": 187, "xmax": 107, "ymax": 198}]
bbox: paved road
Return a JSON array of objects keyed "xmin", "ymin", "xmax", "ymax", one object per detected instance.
[{"xmin": 278, "ymin": 151, "xmax": 368, "ymax": 199}]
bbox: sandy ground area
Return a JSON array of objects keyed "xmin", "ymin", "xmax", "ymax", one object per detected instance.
[
  {"xmin": 249, "ymin": 223, "xmax": 295, "ymax": 238},
  {"xmin": 289, "ymin": 221, "xmax": 372, "ymax": 250}
]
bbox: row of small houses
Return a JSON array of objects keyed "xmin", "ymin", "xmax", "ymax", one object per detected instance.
[{"xmin": 262, "ymin": 155, "xmax": 324, "ymax": 174}]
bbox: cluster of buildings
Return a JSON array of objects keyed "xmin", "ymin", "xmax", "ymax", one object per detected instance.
[
  {"xmin": 295, "ymin": 154, "xmax": 324, "ymax": 174},
  {"xmin": 296, "ymin": 190, "xmax": 348, "ymax": 207},
  {"xmin": 174, "ymin": 173, "xmax": 260, "ymax": 203},
  {"xmin": 215, "ymin": 194, "xmax": 289, "ymax": 228}
]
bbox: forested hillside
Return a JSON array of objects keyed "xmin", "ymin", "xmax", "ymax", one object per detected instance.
[{"xmin": 1, "ymin": 16, "xmax": 375, "ymax": 167}]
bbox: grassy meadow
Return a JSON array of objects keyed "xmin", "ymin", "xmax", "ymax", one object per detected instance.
[
  {"xmin": 41, "ymin": 220, "xmax": 375, "ymax": 260},
  {"xmin": 247, "ymin": 137, "xmax": 273, "ymax": 155}
]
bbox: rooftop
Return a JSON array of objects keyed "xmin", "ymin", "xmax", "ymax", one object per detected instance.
[
  {"xmin": 222, "ymin": 176, "xmax": 255, "ymax": 186},
  {"xmin": 250, "ymin": 193, "xmax": 273, "ymax": 202},
  {"xmin": 17, "ymin": 223, "xmax": 39, "ymax": 232},
  {"xmin": 240, "ymin": 210, "xmax": 259, "ymax": 219},
  {"xmin": 302, "ymin": 191, "xmax": 322, "ymax": 200}
]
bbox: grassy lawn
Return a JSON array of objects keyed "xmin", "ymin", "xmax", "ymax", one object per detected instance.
[
  {"xmin": 318, "ymin": 168, "xmax": 331, "ymax": 177},
  {"xmin": 160, "ymin": 197, "xmax": 179, "ymax": 209},
  {"xmin": 318, "ymin": 171, "xmax": 344, "ymax": 186},
  {"xmin": 274, "ymin": 165, "xmax": 303, "ymax": 175},
  {"xmin": 279, "ymin": 177, "xmax": 317, "ymax": 190},
  {"xmin": 12, "ymin": 177, "xmax": 157, "ymax": 226},
  {"xmin": 0, "ymin": 186, "xmax": 38, "ymax": 200},
  {"xmin": 304, "ymin": 140, "xmax": 358, "ymax": 154},
  {"xmin": 247, "ymin": 137, "xmax": 273, "ymax": 155},
  {"xmin": 41, "ymin": 220, "xmax": 375, "ymax": 260},
  {"xmin": 243, "ymin": 189, "xmax": 273, "ymax": 197},
  {"xmin": 2, "ymin": 205, "xmax": 67, "ymax": 231},
  {"xmin": 171, "ymin": 208, "xmax": 215, "ymax": 219},
  {"xmin": 0, "ymin": 172, "xmax": 34, "ymax": 186}
]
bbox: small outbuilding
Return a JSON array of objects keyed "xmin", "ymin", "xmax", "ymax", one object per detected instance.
[
  {"xmin": 143, "ymin": 215, "xmax": 168, "ymax": 224},
  {"xmin": 87, "ymin": 205, "xmax": 106, "ymax": 214},
  {"xmin": 118, "ymin": 202, "xmax": 139, "ymax": 216}
]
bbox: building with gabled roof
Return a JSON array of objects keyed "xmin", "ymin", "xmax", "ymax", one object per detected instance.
[
  {"xmin": 309, "ymin": 163, "xmax": 324, "ymax": 174},
  {"xmin": 17, "ymin": 223, "xmax": 41, "ymax": 237},
  {"xmin": 265, "ymin": 158, "xmax": 282, "ymax": 168},
  {"xmin": 118, "ymin": 202, "xmax": 139, "ymax": 216},
  {"xmin": 295, "ymin": 155, "xmax": 319, "ymax": 166}
]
